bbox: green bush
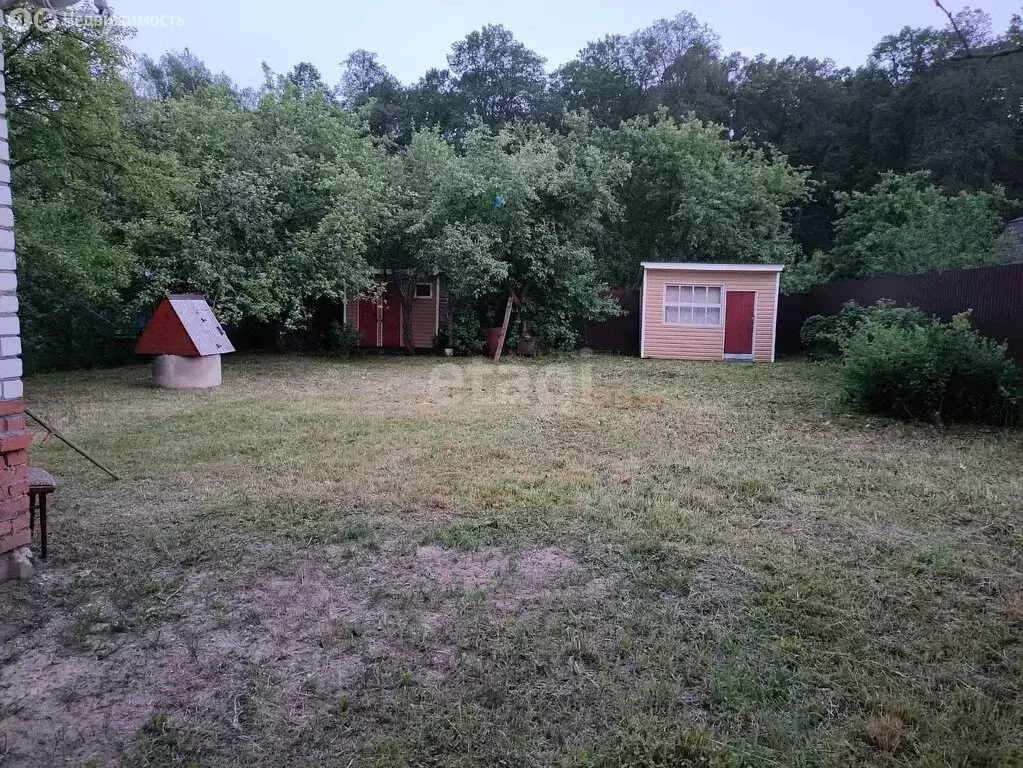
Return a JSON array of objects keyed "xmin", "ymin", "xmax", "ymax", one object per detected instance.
[
  {"xmin": 841, "ymin": 314, "xmax": 1021, "ymax": 425},
  {"xmin": 450, "ymin": 313, "xmax": 485, "ymax": 356},
  {"xmin": 800, "ymin": 300, "xmax": 935, "ymax": 359},
  {"xmin": 326, "ymin": 321, "xmax": 362, "ymax": 357}
]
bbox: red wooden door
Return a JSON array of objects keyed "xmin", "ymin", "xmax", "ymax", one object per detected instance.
[
  {"xmin": 724, "ymin": 291, "xmax": 756, "ymax": 356},
  {"xmin": 358, "ymin": 299, "xmax": 378, "ymax": 347},
  {"xmin": 380, "ymin": 282, "xmax": 402, "ymax": 348}
]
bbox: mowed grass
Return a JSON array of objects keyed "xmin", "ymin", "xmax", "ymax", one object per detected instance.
[{"xmin": 0, "ymin": 354, "xmax": 1020, "ymax": 768}]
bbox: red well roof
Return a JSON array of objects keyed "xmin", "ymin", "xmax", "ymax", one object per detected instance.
[{"xmin": 135, "ymin": 295, "xmax": 236, "ymax": 357}]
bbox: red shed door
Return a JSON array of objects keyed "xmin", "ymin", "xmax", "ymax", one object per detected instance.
[
  {"xmin": 724, "ymin": 291, "xmax": 756, "ymax": 356},
  {"xmin": 358, "ymin": 299, "xmax": 378, "ymax": 347},
  {"xmin": 380, "ymin": 282, "xmax": 402, "ymax": 348}
]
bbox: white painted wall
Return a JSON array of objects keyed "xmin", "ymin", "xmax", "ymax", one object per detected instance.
[{"xmin": 0, "ymin": 51, "xmax": 22, "ymax": 403}]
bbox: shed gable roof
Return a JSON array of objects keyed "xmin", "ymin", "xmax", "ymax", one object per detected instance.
[
  {"xmin": 642, "ymin": 262, "xmax": 785, "ymax": 273},
  {"xmin": 135, "ymin": 295, "xmax": 235, "ymax": 357}
]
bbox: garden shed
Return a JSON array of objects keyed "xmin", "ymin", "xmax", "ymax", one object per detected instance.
[
  {"xmin": 135, "ymin": 295, "xmax": 235, "ymax": 388},
  {"xmin": 347, "ymin": 276, "xmax": 448, "ymax": 350},
  {"xmin": 640, "ymin": 263, "xmax": 784, "ymax": 362}
]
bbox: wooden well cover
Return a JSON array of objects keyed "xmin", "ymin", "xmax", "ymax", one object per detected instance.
[{"xmin": 135, "ymin": 295, "xmax": 235, "ymax": 358}]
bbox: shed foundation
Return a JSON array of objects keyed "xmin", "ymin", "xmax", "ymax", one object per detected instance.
[{"xmin": 152, "ymin": 355, "xmax": 222, "ymax": 389}]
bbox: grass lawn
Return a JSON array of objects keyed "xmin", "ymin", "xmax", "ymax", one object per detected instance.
[{"xmin": 0, "ymin": 354, "xmax": 1020, "ymax": 768}]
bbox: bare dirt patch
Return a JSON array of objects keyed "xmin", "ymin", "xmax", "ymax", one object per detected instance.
[
  {"xmin": 405, "ymin": 544, "xmax": 615, "ymax": 612},
  {"xmin": 0, "ymin": 540, "xmax": 620, "ymax": 767},
  {"xmin": 0, "ymin": 619, "xmax": 195, "ymax": 767}
]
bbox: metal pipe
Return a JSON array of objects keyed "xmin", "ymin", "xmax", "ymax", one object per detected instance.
[{"xmin": 24, "ymin": 407, "xmax": 120, "ymax": 481}]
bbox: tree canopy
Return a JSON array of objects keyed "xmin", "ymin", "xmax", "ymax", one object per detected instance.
[
  {"xmin": 599, "ymin": 113, "xmax": 809, "ymax": 286},
  {"xmin": 829, "ymin": 171, "xmax": 1010, "ymax": 279},
  {"xmin": 5, "ymin": 4, "xmax": 1021, "ymax": 369}
]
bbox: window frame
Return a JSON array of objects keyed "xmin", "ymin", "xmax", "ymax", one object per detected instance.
[
  {"xmin": 414, "ymin": 281, "xmax": 433, "ymax": 300},
  {"xmin": 662, "ymin": 284, "xmax": 725, "ymax": 328}
]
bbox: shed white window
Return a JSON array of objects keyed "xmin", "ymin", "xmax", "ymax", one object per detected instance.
[
  {"xmin": 414, "ymin": 282, "xmax": 433, "ymax": 299},
  {"xmin": 663, "ymin": 285, "xmax": 723, "ymax": 326}
]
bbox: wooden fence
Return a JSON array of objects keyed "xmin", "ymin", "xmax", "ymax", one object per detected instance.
[{"xmin": 584, "ymin": 263, "xmax": 1023, "ymax": 360}]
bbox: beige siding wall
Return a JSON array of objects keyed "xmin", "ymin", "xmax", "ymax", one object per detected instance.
[
  {"xmin": 410, "ymin": 277, "xmax": 441, "ymax": 349},
  {"xmin": 345, "ymin": 292, "xmax": 365, "ymax": 337},
  {"xmin": 642, "ymin": 269, "xmax": 779, "ymax": 362}
]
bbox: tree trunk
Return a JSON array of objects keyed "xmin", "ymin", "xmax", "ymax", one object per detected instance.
[
  {"xmin": 398, "ymin": 274, "xmax": 416, "ymax": 355},
  {"xmin": 446, "ymin": 303, "xmax": 454, "ymax": 351},
  {"xmin": 493, "ymin": 293, "xmax": 515, "ymax": 362},
  {"xmin": 274, "ymin": 321, "xmax": 287, "ymax": 354}
]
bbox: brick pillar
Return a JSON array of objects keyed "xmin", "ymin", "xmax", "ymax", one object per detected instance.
[{"xmin": 0, "ymin": 48, "xmax": 33, "ymax": 584}]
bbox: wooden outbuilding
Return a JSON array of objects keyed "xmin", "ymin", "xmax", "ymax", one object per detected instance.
[
  {"xmin": 640, "ymin": 263, "xmax": 784, "ymax": 362},
  {"xmin": 347, "ymin": 276, "xmax": 449, "ymax": 350},
  {"xmin": 135, "ymin": 295, "xmax": 235, "ymax": 388}
]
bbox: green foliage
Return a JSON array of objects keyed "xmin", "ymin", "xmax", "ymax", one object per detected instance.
[
  {"xmin": 392, "ymin": 118, "xmax": 628, "ymax": 351},
  {"xmin": 449, "ymin": 312, "xmax": 485, "ymax": 356},
  {"xmin": 4, "ymin": 16, "xmax": 185, "ymax": 371},
  {"xmin": 600, "ymin": 112, "xmax": 810, "ymax": 285},
  {"xmin": 527, "ymin": 279, "xmax": 609, "ymax": 350},
  {"xmin": 841, "ymin": 314, "xmax": 1021, "ymax": 425},
  {"xmin": 781, "ymin": 251, "xmax": 830, "ymax": 294},
  {"xmin": 448, "ymin": 25, "xmax": 549, "ymax": 126},
  {"xmin": 556, "ymin": 13, "xmax": 724, "ymax": 128},
  {"xmin": 829, "ymin": 172, "xmax": 1011, "ymax": 280},
  {"xmin": 869, "ymin": 12, "xmax": 1023, "ymax": 202},
  {"xmin": 732, "ymin": 56, "xmax": 865, "ymax": 253},
  {"xmin": 327, "ymin": 322, "xmax": 362, "ymax": 357},
  {"xmin": 800, "ymin": 300, "xmax": 936, "ymax": 360},
  {"xmin": 8, "ymin": 9, "xmax": 1023, "ymax": 369},
  {"xmin": 132, "ymin": 80, "xmax": 385, "ymax": 329}
]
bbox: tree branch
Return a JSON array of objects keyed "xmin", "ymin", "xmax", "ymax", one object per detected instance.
[
  {"xmin": 933, "ymin": 0, "xmax": 1023, "ymax": 61},
  {"xmin": 11, "ymin": 146, "xmax": 128, "ymax": 173},
  {"xmin": 933, "ymin": 0, "xmax": 973, "ymax": 56},
  {"xmin": 3, "ymin": 25, "xmax": 40, "ymax": 63},
  {"xmin": 952, "ymin": 44, "xmax": 1023, "ymax": 61}
]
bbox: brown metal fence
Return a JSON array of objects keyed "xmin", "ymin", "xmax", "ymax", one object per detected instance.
[
  {"xmin": 780, "ymin": 263, "xmax": 1023, "ymax": 360},
  {"xmin": 775, "ymin": 291, "xmax": 815, "ymax": 356},
  {"xmin": 584, "ymin": 264, "xmax": 1023, "ymax": 360},
  {"xmin": 583, "ymin": 288, "xmax": 641, "ymax": 354}
]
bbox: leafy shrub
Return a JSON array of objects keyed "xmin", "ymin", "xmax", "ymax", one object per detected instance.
[
  {"xmin": 831, "ymin": 171, "xmax": 1008, "ymax": 280},
  {"xmin": 841, "ymin": 314, "xmax": 1021, "ymax": 425},
  {"xmin": 781, "ymin": 250, "xmax": 829, "ymax": 294},
  {"xmin": 450, "ymin": 313, "xmax": 485, "ymax": 356},
  {"xmin": 21, "ymin": 276, "xmax": 138, "ymax": 374},
  {"xmin": 526, "ymin": 289, "xmax": 621, "ymax": 353},
  {"xmin": 801, "ymin": 300, "xmax": 935, "ymax": 359},
  {"xmin": 326, "ymin": 321, "xmax": 362, "ymax": 357}
]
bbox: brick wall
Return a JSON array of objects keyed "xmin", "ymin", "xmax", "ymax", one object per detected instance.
[{"xmin": 0, "ymin": 48, "xmax": 33, "ymax": 581}]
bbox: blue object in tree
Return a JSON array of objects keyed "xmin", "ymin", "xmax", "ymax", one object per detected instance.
[{"xmin": 495, "ymin": 194, "xmax": 507, "ymax": 209}]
